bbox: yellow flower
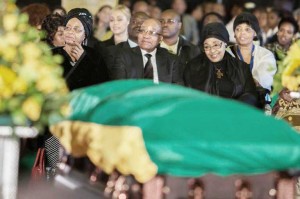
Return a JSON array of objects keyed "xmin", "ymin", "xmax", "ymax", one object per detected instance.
[
  {"xmin": 3, "ymin": 14, "xmax": 18, "ymax": 31},
  {"xmin": 0, "ymin": 66, "xmax": 17, "ymax": 98},
  {"xmin": 1, "ymin": 46, "xmax": 17, "ymax": 62},
  {"xmin": 22, "ymin": 97, "xmax": 42, "ymax": 121},
  {"xmin": 6, "ymin": 2, "xmax": 17, "ymax": 12},
  {"xmin": 4, "ymin": 32, "xmax": 21, "ymax": 46},
  {"xmin": 18, "ymin": 63, "xmax": 39, "ymax": 82},
  {"xmin": 0, "ymin": 1, "xmax": 68, "ymax": 130},
  {"xmin": 0, "ymin": 100, "xmax": 5, "ymax": 112},
  {"xmin": 60, "ymin": 104, "xmax": 72, "ymax": 117},
  {"xmin": 13, "ymin": 77, "xmax": 28, "ymax": 94},
  {"xmin": 282, "ymin": 75, "xmax": 299, "ymax": 91},
  {"xmin": 1, "ymin": 87, "xmax": 14, "ymax": 99},
  {"xmin": 0, "ymin": 66, "xmax": 17, "ymax": 85},
  {"xmin": 18, "ymin": 23, "xmax": 28, "ymax": 32},
  {"xmin": 283, "ymin": 42, "xmax": 300, "ymax": 76},
  {"xmin": 36, "ymin": 76, "xmax": 57, "ymax": 94},
  {"xmin": 20, "ymin": 42, "xmax": 42, "ymax": 59}
]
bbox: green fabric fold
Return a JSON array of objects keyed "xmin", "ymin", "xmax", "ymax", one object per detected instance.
[{"xmin": 60, "ymin": 80, "xmax": 300, "ymax": 177}]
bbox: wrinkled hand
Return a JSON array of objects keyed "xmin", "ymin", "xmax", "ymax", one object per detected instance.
[{"xmin": 70, "ymin": 41, "xmax": 84, "ymax": 62}]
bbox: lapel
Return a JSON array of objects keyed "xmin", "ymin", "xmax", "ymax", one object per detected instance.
[
  {"xmin": 119, "ymin": 41, "xmax": 130, "ymax": 48},
  {"xmin": 177, "ymin": 36, "xmax": 183, "ymax": 55},
  {"xmin": 156, "ymin": 47, "xmax": 170, "ymax": 78},
  {"xmin": 131, "ymin": 47, "xmax": 144, "ymax": 77}
]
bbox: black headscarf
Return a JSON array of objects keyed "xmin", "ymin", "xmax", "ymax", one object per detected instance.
[
  {"xmin": 233, "ymin": 12, "xmax": 261, "ymax": 37},
  {"xmin": 200, "ymin": 22, "xmax": 229, "ymax": 45},
  {"xmin": 65, "ymin": 8, "xmax": 93, "ymax": 40}
]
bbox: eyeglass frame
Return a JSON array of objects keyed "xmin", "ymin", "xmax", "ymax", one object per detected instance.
[
  {"xmin": 138, "ymin": 29, "xmax": 162, "ymax": 37},
  {"xmin": 203, "ymin": 42, "xmax": 224, "ymax": 51}
]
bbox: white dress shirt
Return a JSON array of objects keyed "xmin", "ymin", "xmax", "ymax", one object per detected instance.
[{"xmin": 128, "ymin": 39, "xmax": 138, "ymax": 48}]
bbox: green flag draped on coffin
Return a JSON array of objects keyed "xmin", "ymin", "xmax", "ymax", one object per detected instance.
[{"xmin": 51, "ymin": 80, "xmax": 300, "ymax": 183}]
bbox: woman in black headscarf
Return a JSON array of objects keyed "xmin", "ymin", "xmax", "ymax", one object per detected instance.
[
  {"xmin": 52, "ymin": 8, "xmax": 109, "ymax": 91},
  {"xmin": 184, "ymin": 22, "xmax": 258, "ymax": 106}
]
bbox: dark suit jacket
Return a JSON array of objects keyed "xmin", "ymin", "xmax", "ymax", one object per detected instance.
[
  {"xmin": 110, "ymin": 46, "xmax": 183, "ymax": 84},
  {"xmin": 175, "ymin": 36, "xmax": 200, "ymax": 77},
  {"xmin": 102, "ymin": 41, "xmax": 131, "ymax": 67}
]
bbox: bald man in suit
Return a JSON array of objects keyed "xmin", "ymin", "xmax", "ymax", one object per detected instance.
[{"xmin": 110, "ymin": 18, "xmax": 183, "ymax": 84}]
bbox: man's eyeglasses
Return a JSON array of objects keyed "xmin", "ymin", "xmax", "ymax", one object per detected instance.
[
  {"xmin": 159, "ymin": 19, "xmax": 177, "ymax": 25},
  {"xmin": 138, "ymin": 29, "xmax": 161, "ymax": 36},
  {"xmin": 203, "ymin": 42, "xmax": 223, "ymax": 51},
  {"xmin": 64, "ymin": 26, "xmax": 84, "ymax": 33}
]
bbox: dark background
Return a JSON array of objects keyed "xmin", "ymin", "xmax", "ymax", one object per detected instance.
[{"xmin": 16, "ymin": 0, "xmax": 300, "ymax": 12}]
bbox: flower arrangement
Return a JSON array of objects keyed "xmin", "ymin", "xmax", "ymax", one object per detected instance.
[
  {"xmin": 0, "ymin": 0, "xmax": 68, "ymax": 131},
  {"xmin": 279, "ymin": 40, "xmax": 300, "ymax": 92}
]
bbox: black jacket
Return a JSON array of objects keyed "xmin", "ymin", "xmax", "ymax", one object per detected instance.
[
  {"xmin": 184, "ymin": 52, "xmax": 258, "ymax": 106},
  {"xmin": 176, "ymin": 36, "xmax": 200, "ymax": 77},
  {"xmin": 110, "ymin": 46, "xmax": 183, "ymax": 84},
  {"xmin": 52, "ymin": 46, "xmax": 109, "ymax": 91}
]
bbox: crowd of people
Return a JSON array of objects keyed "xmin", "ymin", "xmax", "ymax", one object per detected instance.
[{"xmin": 19, "ymin": 0, "xmax": 300, "ymax": 170}]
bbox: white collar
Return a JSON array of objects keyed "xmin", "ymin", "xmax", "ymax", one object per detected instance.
[
  {"xmin": 160, "ymin": 38, "xmax": 179, "ymax": 54},
  {"xmin": 140, "ymin": 48, "xmax": 157, "ymax": 56},
  {"xmin": 128, "ymin": 39, "xmax": 138, "ymax": 48}
]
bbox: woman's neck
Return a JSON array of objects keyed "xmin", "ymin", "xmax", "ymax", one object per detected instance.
[
  {"xmin": 237, "ymin": 43, "xmax": 253, "ymax": 64},
  {"xmin": 114, "ymin": 32, "xmax": 128, "ymax": 45},
  {"xmin": 238, "ymin": 43, "xmax": 253, "ymax": 52}
]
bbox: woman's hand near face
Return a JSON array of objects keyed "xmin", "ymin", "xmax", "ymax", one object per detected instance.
[{"xmin": 70, "ymin": 41, "xmax": 84, "ymax": 61}]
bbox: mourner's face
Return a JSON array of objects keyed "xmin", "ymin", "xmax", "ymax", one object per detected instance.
[
  {"xmin": 138, "ymin": 19, "xmax": 162, "ymax": 52},
  {"xmin": 234, "ymin": 23, "xmax": 256, "ymax": 46},
  {"xmin": 267, "ymin": 11, "xmax": 280, "ymax": 29},
  {"xmin": 160, "ymin": 12, "xmax": 182, "ymax": 39},
  {"xmin": 97, "ymin": 6, "xmax": 112, "ymax": 25},
  {"xmin": 52, "ymin": 26, "xmax": 65, "ymax": 47},
  {"xmin": 64, "ymin": 18, "xmax": 85, "ymax": 45},
  {"xmin": 277, "ymin": 22, "xmax": 294, "ymax": 47},
  {"xmin": 203, "ymin": 37, "xmax": 226, "ymax": 62},
  {"xmin": 109, "ymin": 10, "xmax": 130, "ymax": 35},
  {"xmin": 128, "ymin": 15, "xmax": 148, "ymax": 40}
]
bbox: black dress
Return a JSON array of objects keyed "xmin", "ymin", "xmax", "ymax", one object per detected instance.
[
  {"xmin": 52, "ymin": 46, "xmax": 109, "ymax": 91},
  {"xmin": 46, "ymin": 46, "xmax": 109, "ymax": 170},
  {"xmin": 184, "ymin": 52, "xmax": 258, "ymax": 106}
]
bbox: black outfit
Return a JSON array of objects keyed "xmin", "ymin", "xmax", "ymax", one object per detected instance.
[
  {"xmin": 110, "ymin": 46, "xmax": 183, "ymax": 84},
  {"xmin": 184, "ymin": 52, "xmax": 258, "ymax": 106},
  {"xmin": 102, "ymin": 40, "xmax": 131, "ymax": 68},
  {"xmin": 94, "ymin": 36, "xmax": 132, "ymax": 70},
  {"xmin": 98, "ymin": 36, "xmax": 115, "ymax": 48},
  {"xmin": 52, "ymin": 46, "xmax": 109, "ymax": 91},
  {"xmin": 175, "ymin": 36, "xmax": 200, "ymax": 78}
]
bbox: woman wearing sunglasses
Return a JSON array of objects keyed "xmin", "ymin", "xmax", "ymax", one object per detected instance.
[{"xmin": 184, "ymin": 22, "xmax": 258, "ymax": 106}]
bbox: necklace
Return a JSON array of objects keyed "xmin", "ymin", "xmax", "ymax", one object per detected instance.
[{"xmin": 215, "ymin": 67, "xmax": 223, "ymax": 79}]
